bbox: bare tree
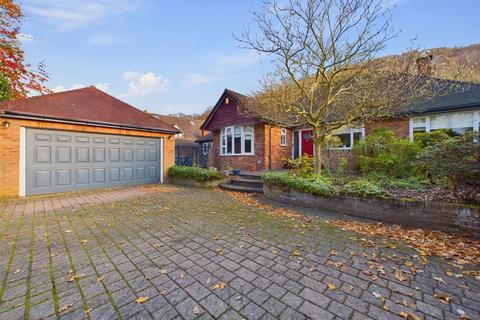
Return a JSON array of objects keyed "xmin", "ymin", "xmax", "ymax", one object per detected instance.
[{"xmin": 237, "ymin": 0, "xmax": 470, "ymax": 174}]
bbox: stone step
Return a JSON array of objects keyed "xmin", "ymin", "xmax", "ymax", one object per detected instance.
[
  {"xmin": 230, "ymin": 178, "xmax": 264, "ymax": 188},
  {"xmin": 236, "ymin": 173, "xmax": 263, "ymax": 181},
  {"xmin": 219, "ymin": 183, "xmax": 263, "ymax": 193}
]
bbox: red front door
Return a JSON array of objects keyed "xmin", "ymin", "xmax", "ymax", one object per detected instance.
[{"xmin": 301, "ymin": 130, "xmax": 314, "ymax": 156}]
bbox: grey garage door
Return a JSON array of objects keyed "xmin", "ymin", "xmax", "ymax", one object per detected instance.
[{"xmin": 26, "ymin": 128, "xmax": 162, "ymax": 195}]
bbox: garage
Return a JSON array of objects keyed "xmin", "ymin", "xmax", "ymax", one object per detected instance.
[
  {"xmin": 0, "ymin": 86, "xmax": 179, "ymax": 197},
  {"xmin": 25, "ymin": 129, "xmax": 163, "ymax": 195}
]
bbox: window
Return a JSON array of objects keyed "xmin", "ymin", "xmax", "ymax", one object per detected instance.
[
  {"xmin": 280, "ymin": 128, "xmax": 287, "ymax": 146},
  {"xmin": 220, "ymin": 125, "xmax": 254, "ymax": 155},
  {"xmin": 410, "ymin": 111, "xmax": 480, "ymax": 140},
  {"xmin": 328, "ymin": 128, "xmax": 364, "ymax": 150}
]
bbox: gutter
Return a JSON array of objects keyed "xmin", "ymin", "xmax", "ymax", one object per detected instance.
[{"xmin": 1, "ymin": 111, "xmax": 181, "ymax": 135}]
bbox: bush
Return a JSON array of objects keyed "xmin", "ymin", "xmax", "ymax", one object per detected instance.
[
  {"xmin": 263, "ymin": 172, "xmax": 335, "ymax": 196},
  {"xmin": 372, "ymin": 175, "xmax": 427, "ymax": 189},
  {"xmin": 415, "ymin": 133, "xmax": 480, "ymax": 202},
  {"xmin": 353, "ymin": 128, "xmax": 422, "ymax": 178},
  {"xmin": 413, "ymin": 129, "xmax": 452, "ymax": 148},
  {"xmin": 168, "ymin": 166, "xmax": 221, "ymax": 181},
  {"xmin": 342, "ymin": 178, "xmax": 384, "ymax": 197},
  {"xmin": 282, "ymin": 155, "xmax": 314, "ymax": 177}
]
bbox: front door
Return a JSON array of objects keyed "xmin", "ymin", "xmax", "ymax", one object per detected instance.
[{"xmin": 301, "ymin": 130, "xmax": 314, "ymax": 156}]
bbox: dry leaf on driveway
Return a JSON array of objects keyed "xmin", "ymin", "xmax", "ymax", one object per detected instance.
[
  {"xmin": 371, "ymin": 291, "xmax": 386, "ymax": 302},
  {"xmin": 135, "ymin": 296, "xmax": 149, "ymax": 304},
  {"xmin": 59, "ymin": 304, "xmax": 73, "ymax": 313},
  {"xmin": 212, "ymin": 282, "xmax": 226, "ymax": 290},
  {"xmin": 395, "ymin": 269, "xmax": 407, "ymax": 282},
  {"xmin": 67, "ymin": 274, "xmax": 85, "ymax": 282},
  {"xmin": 399, "ymin": 311, "xmax": 421, "ymax": 320},
  {"xmin": 193, "ymin": 305, "xmax": 201, "ymax": 315},
  {"xmin": 80, "ymin": 239, "xmax": 88, "ymax": 244},
  {"xmin": 433, "ymin": 276, "xmax": 447, "ymax": 284},
  {"xmin": 326, "ymin": 283, "xmax": 336, "ymax": 290},
  {"xmin": 434, "ymin": 293, "xmax": 452, "ymax": 304}
]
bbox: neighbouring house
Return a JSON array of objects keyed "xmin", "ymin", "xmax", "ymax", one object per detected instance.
[
  {"xmin": 152, "ymin": 114, "xmax": 210, "ymax": 167},
  {"xmin": 0, "ymin": 86, "xmax": 181, "ymax": 197},
  {"xmin": 201, "ymin": 81, "xmax": 480, "ymax": 172}
]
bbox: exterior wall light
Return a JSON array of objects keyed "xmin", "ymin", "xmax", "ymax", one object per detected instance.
[{"xmin": 1, "ymin": 119, "xmax": 10, "ymax": 128}]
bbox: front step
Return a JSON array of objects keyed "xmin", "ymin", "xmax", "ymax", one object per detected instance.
[
  {"xmin": 219, "ymin": 183, "xmax": 263, "ymax": 193},
  {"xmin": 230, "ymin": 178, "xmax": 263, "ymax": 188},
  {"xmin": 237, "ymin": 173, "xmax": 263, "ymax": 181}
]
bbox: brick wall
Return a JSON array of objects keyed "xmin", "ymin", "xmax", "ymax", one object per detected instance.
[
  {"xmin": 365, "ymin": 117, "xmax": 409, "ymax": 139},
  {"xmin": 0, "ymin": 117, "xmax": 175, "ymax": 198},
  {"xmin": 265, "ymin": 184, "xmax": 480, "ymax": 236},
  {"xmin": 211, "ymin": 124, "xmax": 292, "ymax": 171}
]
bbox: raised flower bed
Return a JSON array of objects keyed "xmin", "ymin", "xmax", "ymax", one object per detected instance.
[
  {"xmin": 263, "ymin": 172, "xmax": 480, "ymax": 235},
  {"xmin": 167, "ymin": 166, "xmax": 225, "ymax": 188}
]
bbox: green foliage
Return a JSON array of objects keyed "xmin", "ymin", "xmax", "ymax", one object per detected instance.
[
  {"xmin": 413, "ymin": 130, "xmax": 452, "ymax": 148},
  {"xmin": 372, "ymin": 174, "xmax": 427, "ymax": 189},
  {"xmin": 282, "ymin": 155, "xmax": 314, "ymax": 177},
  {"xmin": 415, "ymin": 133, "xmax": 480, "ymax": 202},
  {"xmin": 0, "ymin": 73, "xmax": 13, "ymax": 101},
  {"xmin": 168, "ymin": 166, "xmax": 221, "ymax": 181},
  {"xmin": 263, "ymin": 172, "xmax": 335, "ymax": 196},
  {"xmin": 343, "ymin": 178, "xmax": 384, "ymax": 197},
  {"xmin": 353, "ymin": 128, "xmax": 422, "ymax": 178}
]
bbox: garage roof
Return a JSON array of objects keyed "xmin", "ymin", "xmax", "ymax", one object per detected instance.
[{"xmin": 0, "ymin": 86, "xmax": 181, "ymax": 134}]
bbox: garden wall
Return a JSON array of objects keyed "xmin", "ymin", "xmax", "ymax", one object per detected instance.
[{"xmin": 264, "ymin": 184, "xmax": 480, "ymax": 236}]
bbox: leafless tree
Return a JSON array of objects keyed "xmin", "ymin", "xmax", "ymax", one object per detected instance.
[{"xmin": 237, "ymin": 0, "xmax": 471, "ymax": 174}]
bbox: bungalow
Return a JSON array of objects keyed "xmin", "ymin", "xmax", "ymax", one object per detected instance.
[{"xmin": 200, "ymin": 81, "xmax": 480, "ymax": 171}]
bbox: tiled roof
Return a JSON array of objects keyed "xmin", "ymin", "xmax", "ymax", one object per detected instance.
[
  {"xmin": 152, "ymin": 114, "xmax": 204, "ymax": 141},
  {"xmin": 0, "ymin": 86, "xmax": 180, "ymax": 133}
]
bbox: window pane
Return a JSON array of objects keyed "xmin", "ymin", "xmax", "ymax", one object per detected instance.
[
  {"xmin": 234, "ymin": 126, "xmax": 242, "ymax": 135},
  {"xmin": 245, "ymin": 126, "xmax": 253, "ymax": 134},
  {"xmin": 452, "ymin": 127, "xmax": 473, "ymax": 136},
  {"xmin": 413, "ymin": 127, "xmax": 426, "ymax": 132},
  {"xmin": 244, "ymin": 138, "xmax": 252, "ymax": 153},
  {"xmin": 337, "ymin": 133, "xmax": 351, "ymax": 148},
  {"xmin": 412, "ymin": 117, "xmax": 427, "ymax": 124},
  {"xmin": 234, "ymin": 136, "xmax": 242, "ymax": 154},
  {"xmin": 226, "ymin": 129, "xmax": 232, "ymax": 154},
  {"xmin": 353, "ymin": 132, "xmax": 362, "ymax": 145}
]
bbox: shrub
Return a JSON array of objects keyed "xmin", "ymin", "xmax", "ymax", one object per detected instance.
[
  {"xmin": 342, "ymin": 178, "xmax": 384, "ymax": 197},
  {"xmin": 168, "ymin": 166, "xmax": 221, "ymax": 181},
  {"xmin": 415, "ymin": 133, "xmax": 480, "ymax": 202},
  {"xmin": 282, "ymin": 155, "xmax": 314, "ymax": 177},
  {"xmin": 263, "ymin": 172, "xmax": 335, "ymax": 196},
  {"xmin": 414, "ymin": 129, "xmax": 452, "ymax": 148},
  {"xmin": 353, "ymin": 128, "xmax": 422, "ymax": 178}
]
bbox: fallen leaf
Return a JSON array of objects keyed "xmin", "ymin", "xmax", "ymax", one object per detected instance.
[
  {"xmin": 271, "ymin": 250, "xmax": 278, "ymax": 254},
  {"xmin": 59, "ymin": 304, "xmax": 73, "ymax": 313},
  {"xmin": 84, "ymin": 308, "xmax": 92, "ymax": 315},
  {"xmin": 159, "ymin": 269, "xmax": 167, "ymax": 274},
  {"xmin": 193, "ymin": 305, "xmax": 201, "ymax": 315},
  {"xmin": 433, "ymin": 276, "xmax": 447, "ymax": 284},
  {"xmin": 372, "ymin": 291, "xmax": 386, "ymax": 302},
  {"xmin": 215, "ymin": 248, "xmax": 224, "ymax": 255},
  {"xmin": 64, "ymin": 230, "xmax": 72, "ymax": 233},
  {"xmin": 67, "ymin": 274, "xmax": 85, "ymax": 282},
  {"xmin": 97, "ymin": 277, "xmax": 104, "ymax": 282},
  {"xmin": 14, "ymin": 269, "xmax": 21, "ymax": 274},
  {"xmin": 80, "ymin": 239, "xmax": 88, "ymax": 244},
  {"xmin": 291, "ymin": 250, "xmax": 301, "ymax": 257},
  {"xmin": 135, "ymin": 296, "xmax": 149, "ymax": 304},
  {"xmin": 326, "ymin": 283, "xmax": 336, "ymax": 290},
  {"xmin": 395, "ymin": 269, "xmax": 407, "ymax": 282},
  {"xmin": 160, "ymin": 290, "xmax": 167, "ymax": 295},
  {"xmin": 212, "ymin": 282, "xmax": 226, "ymax": 290},
  {"xmin": 434, "ymin": 293, "xmax": 452, "ymax": 304},
  {"xmin": 399, "ymin": 311, "xmax": 421, "ymax": 320}
]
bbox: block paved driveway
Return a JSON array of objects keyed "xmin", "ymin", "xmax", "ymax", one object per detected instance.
[{"xmin": 0, "ymin": 185, "xmax": 479, "ymax": 320}]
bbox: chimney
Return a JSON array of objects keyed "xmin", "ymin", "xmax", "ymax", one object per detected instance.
[{"xmin": 417, "ymin": 50, "xmax": 433, "ymax": 75}]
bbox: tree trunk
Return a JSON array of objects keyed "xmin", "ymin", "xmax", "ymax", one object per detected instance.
[{"xmin": 313, "ymin": 130, "xmax": 324, "ymax": 175}]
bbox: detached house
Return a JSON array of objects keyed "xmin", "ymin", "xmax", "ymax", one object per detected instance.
[{"xmin": 201, "ymin": 81, "xmax": 480, "ymax": 172}]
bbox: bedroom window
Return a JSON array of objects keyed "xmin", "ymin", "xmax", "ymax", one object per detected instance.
[
  {"xmin": 220, "ymin": 125, "xmax": 254, "ymax": 155},
  {"xmin": 280, "ymin": 128, "xmax": 287, "ymax": 146}
]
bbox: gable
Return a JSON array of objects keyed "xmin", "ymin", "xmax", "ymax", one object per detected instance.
[{"xmin": 201, "ymin": 90, "xmax": 260, "ymax": 131}]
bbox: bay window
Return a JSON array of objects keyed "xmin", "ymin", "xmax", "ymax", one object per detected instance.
[
  {"xmin": 409, "ymin": 110, "xmax": 479, "ymax": 140},
  {"xmin": 220, "ymin": 125, "xmax": 254, "ymax": 155}
]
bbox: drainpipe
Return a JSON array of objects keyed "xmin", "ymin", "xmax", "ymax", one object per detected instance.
[{"xmin": 269, "ymin": 125, "xmax": 272, "ymax": 171}]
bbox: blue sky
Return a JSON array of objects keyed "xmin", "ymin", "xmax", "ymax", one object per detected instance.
[{"xmin": 19, "ymin": 0, "xmax": 480, "ymax": 115}]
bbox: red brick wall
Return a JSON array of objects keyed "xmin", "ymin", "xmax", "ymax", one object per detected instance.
[
  {"xmin": 211, "ymin": 124, "xmax": 293, "ymax": 171},
  {"xmin": 365, "ymin": 118, "xmax": 409, "ymax": 139}
]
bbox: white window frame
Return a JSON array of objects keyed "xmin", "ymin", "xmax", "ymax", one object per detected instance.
[
  {"xmin": 409, "ymin": 110, "xmax": 480, "ymax": 141},
  {"xmin": 280, "ymin": 128, "xmax": 287, "ymax": 146},
  {"xmin": 327, "ymin": 127, "xmax": 365, "ymax": 150},
  {"xmin": 220, "ymin": 125, "xmax": 255, "ymax": 156}
]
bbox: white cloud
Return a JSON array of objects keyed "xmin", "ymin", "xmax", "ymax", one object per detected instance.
[
  {"xmin": 121, "ymin": 71, "xmax": 169, "ymax": 96},
  {"xmin": 24, "ymin": 0, "xmax": 140, "ymax": 32},
  {"xmin": 183, "ymin": 73, "xmax": 232, "ymax": 89},
  {"xmin": 53, "ymin": 83, "xmax": 110, "ymax": 93}
]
